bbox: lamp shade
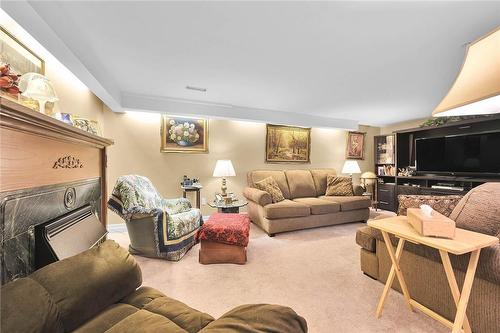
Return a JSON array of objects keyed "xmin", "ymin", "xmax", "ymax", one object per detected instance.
[
  {"xmin": 360, "ymin": 171, "xmax": 377, "ymax": 179},
  {"xmin": 342, "ymin": 160, "xmax": 361, "ymax": 174},
  {"xmin": 433, "ymin": 27, "xmax": 500, "ymax": 117},
  {"xmin": 213, "ymin": 160, "xmax": 236, "ymax": 177},
  {"xmin": 20, "ymin": 75, "xmax": 59, "ymax": 103}
]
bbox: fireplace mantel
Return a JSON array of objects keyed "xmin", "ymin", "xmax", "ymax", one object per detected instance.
[{"xmin": 0, "ymin": 97, "xmax": 113, "ymax": 283}]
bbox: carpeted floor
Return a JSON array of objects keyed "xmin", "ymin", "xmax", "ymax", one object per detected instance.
[{"xmin": 109, "ymin": 214, "xmax": 448, "ymax": 333}]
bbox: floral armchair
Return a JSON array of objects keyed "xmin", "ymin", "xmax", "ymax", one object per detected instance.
[{"xmin": 108, "ymin": 175, "xmax": 202, "ymax": 261}]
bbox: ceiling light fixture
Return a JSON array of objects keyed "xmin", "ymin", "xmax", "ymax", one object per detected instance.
[
  {"xmin": 433, "ymin": 27, "xmax": 500, "ymax": 117},
  {"xmin": 186, "ymin": 85, "xmax": 207, "ymax": 92}
]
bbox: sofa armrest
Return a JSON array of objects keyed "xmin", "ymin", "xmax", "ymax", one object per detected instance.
[
  {"xmin": 243, "ymin": 187, "xmax": 272, "ymax": 206},
  {"xmin": 353, "ymin": 185, "xmax": 364, "ymax": 196},
  {"xmin": 162, "ymin": 197, "xmax": 192, "ymax": 214},
  {"xmin": 397, "ymin": 194, "xmax": 463, "ymax": 217},
  {"xmin": 356, "ymin": 226, "xmax": 378, "ymax": 252}
]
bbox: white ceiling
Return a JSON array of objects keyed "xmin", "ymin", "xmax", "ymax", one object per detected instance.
[{"xmin": 3, "ymin": 1, "xmax": 499, "ymax": 127}]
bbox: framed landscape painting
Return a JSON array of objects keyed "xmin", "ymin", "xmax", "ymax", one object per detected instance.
[
  {"xmin": 161, "ymin": 115, "xmax": 209, "ymax": 153},
  {"xmin": 266, "ymin": 124, "xmax": 311, "ymax": 163},
  {"xmin": 346, "ymin": 131, "xmax": 366, "ymax": 160}
]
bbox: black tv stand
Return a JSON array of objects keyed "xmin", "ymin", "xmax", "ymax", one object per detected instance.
[{"xmin": 375, "ymin": 115, "xmax": 500, "ymax": 212}]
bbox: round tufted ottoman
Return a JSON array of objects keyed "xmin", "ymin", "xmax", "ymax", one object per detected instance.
[{"xmin": 196, "ymin": 213, "xmax": 250, "ymax": 265}]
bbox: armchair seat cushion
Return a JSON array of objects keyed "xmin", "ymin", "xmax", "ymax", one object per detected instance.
[
  {"xmin": 293, "ymin": 198, "xmax": 340, "ymax": 215},
  {"xmin": 264, "ymin": 200, "xmax": 310, "ymax": 219},
  {"xmin": 319, "ymin": 196, "xmax": 371, "ymax": 211}
]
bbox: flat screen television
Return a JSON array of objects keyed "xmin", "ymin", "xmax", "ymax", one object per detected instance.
[{"xmin": 415, "ymin": 131, "xmax": 500, "ymax": 176}]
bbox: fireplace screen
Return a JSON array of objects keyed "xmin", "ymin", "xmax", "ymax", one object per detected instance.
[{"xmin": 35, "ymin": 205, "xmax": 107, "ymax": 269}]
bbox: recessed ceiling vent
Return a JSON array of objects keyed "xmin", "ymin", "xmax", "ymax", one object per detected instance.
[{"xmin": 186, "ymin": 85, "xmax": 207, "ymax": 92}]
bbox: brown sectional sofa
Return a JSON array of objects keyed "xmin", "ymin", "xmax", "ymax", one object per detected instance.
[
  {"xmin": 244, "ymin": 169, "xmax": 370, "ymax": 236},
  {"xmin": 1, "ymin": 240, "xmax": 308, "ymax": 333},
  {"xmin": 356, "ymin": 183, "xmax": 500, "ymax": 333}
]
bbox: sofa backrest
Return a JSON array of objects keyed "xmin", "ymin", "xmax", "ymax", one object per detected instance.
[
  {"xmin": 284, "ymin": 170, "xmax": 317, "ymax": 198},
  {"xmin": 247, "ymin": 170, "xmax": 291, "ymax": 199},
  {"xmin": 310, "ymin": 169, "xmax": 337, "ymax": 196},
  {"xmin": 0, "ymin": 240, "xmax": 142, "ymax": 332},
  {"xmin": 247, "ymin": 168, "xmax": 337, "ymax": 199},
  {"xmin": 449, "ymin": 182, "xmax": 500, "ymax": 238}
]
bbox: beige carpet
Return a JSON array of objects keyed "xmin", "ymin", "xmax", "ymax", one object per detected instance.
[{"xmin": 109, "ymin": 216, "xmax": 448, "ymax": 333}]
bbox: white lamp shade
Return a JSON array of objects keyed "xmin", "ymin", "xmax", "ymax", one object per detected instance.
[
  {"xmin": 433, "ymin": 27, "xmax": 500, "ymax": 117},
  {"xmin": 21, "ymin": 76, "xmax": 59, "ymax": 103},
  {"xmin": 342, "ymin": 160, "xmax": 361, "ymax": 174},
  {"xmin": 213, "ymin": 160, "xmax": 236, "ymax": 177}
]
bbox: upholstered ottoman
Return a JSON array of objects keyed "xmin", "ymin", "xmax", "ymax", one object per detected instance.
[{"xmin": 196, "ymin": 213, "xmax": 250, "ymax": 265}]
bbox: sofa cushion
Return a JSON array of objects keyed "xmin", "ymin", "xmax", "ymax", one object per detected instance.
[
  {"xmin": 247, "ymin": 170, "xmax": 291, "ymax": 199},
  {"xmin": 320, "ymin": 195, "xmax": 371, "ymax": 211},
  {"xmin": 254, "ymin": 176, "xmax": 285, "ymax": 203},
  {"xmin": 30, "ymin": 240, "xmax": 142, "ymax": 332},
  {"xmin": 284, "ymin": 170, "xmax": 317, "ymax": 198},
  {"xmin": 264, "ymin": 199, "xmax": 310, "ymax": 219},
  {"xmin": 310, "ymin": 168, "xmax": 337, "ymax": 196},
  {"xmin": 73, "ymin": 304, "xmax": 138, "ymax": 333},
  {"xmin": 199, "ymin": 304, "xmax": 307, "ymax": 333},
  {"xmin": 104, "ymin": 309, "xmax": 188, "ymax": 333},
  {"xmin": 0, "ymin": 277, "xmax": 64, "ymax": 333},
  {"xmin": 325, "ymin": 176, "xmax": 354, "ymax": 196},
  {"xmin": 450, "ymin": 182, "xmax": 500, "ymax": 237},
  {"xmin": 293, "ymin": 198, "xmax": 340, "ymax": 215},
  {"xmin": 121, "ymin": 287, "xmax": 214, "ymax": 333}
]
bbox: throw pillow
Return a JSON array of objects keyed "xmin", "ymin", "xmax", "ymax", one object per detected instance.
[
  {"xmin": 325, "ymin": 176, "xmax": 354, "ymax": 196},
  {"xmin": 254, "ymin": 177, "xmax": 285, "ymax": 203},
  {"xmin": 397, "ymin": 194, "xmax": 463, "ymax": 217}
]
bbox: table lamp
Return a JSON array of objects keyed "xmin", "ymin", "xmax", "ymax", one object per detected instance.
[
  {"xmin": 360, "ymin": 171, "xmax": 377, "ymax": 192},
  {"xmin": 19, "ymin": 73, "xmax": 58, "ymax": 115},
  {"xmin": 213, "ymin": 160, "xmax": 236, "ymax": 197},
  {"xmin": 342, "ymin": 160, "xmax": 361, "ymax": 177}
]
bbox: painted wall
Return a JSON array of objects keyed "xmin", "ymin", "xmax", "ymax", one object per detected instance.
[{"xmin": 104, "ymin": 107, "xmax": 380, "ymax": 224}]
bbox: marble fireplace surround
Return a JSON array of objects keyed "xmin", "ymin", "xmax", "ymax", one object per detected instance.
[
  {"xmin": 0, "ymin": 178, "xmax": 101, "ymax": 283},
  {"xmin": 0, "ymin": 97, "xmax": 113, "ymax": 284}
]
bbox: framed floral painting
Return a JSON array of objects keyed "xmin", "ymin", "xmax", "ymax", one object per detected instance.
[
  {"xmin": 346, "ymin": 131, "xmax": 366, "ymax": 160},
  {"xmin": 161, "ymin": 116, "xmax": 209, "ymax": 153},
  {"xmin": 266, "ymin": 124, "xmax": 311, "ymax": 163}
]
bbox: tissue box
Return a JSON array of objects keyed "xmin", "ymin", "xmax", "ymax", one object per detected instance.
[{"xmin": 407, "ymin": 208, "xmax": 456, "ymax": 238}]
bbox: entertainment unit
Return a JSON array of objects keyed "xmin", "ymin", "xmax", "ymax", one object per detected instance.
[{"xmin": 374, "ymin": 115, "xmax": 500, "ymax": 212}]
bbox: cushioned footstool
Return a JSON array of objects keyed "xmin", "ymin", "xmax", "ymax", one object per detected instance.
[{"xmin": 196, "ymin": 213, "xmax": 250, "ymax": 264}]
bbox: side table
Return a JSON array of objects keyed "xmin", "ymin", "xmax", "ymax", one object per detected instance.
[
  {"xmin": 181, "ymin": 185, "xmax": 202, "ymax": 209},
  {"xmin": 208, "ymin": 200, "xmax": 248, "ymax": 213},
  {"xmin": 368, "ymin": 216, "xmax": 498, "ymax": 333}
]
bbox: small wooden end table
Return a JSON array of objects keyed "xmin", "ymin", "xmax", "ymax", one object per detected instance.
[
  {"xmin": 181, "ymin": 185, "xmax": 202, "ymax": 209},
  {"xmin": 208, "ymin": 200, "xmax": 248, "ymax": 213},
  {"xmin": 368, "ymin": 216, "xmax": 498, "ymax": 333}
]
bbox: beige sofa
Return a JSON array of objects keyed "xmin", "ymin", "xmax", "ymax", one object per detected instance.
[
  {"xmin": 243, "ymin": 169, "xmax": 370, "ymax": 236},
  {"xmin": 356, "ymin": 183, "xmax": 500, "ymax": 333}
]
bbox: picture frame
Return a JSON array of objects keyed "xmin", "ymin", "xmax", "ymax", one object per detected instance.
[
  {"xmin": 0, "ymin": 26, "xmax": 45, "ymax": 75},
  {"xmin": 161, "ymin": 115, "xmax": 209, "ymax": 153},
  {"xmin": 266, "ymin": 124, "xmax": 311, "ymax": 163},
  {"xmin": 72, "ymin": 116, "xmax": 102, "ymax": 136},
  {"xmin": 346, "ymin": 131, "xmax": 366, "ymax": 160}
]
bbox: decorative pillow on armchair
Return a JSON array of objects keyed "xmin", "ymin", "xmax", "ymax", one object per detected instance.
[
  {"xmin": 325, "ymin": 176, "xmax": 354, "ymax": 196},
  {"xmin": 254, "ymin": 177, "xmax": 285, "ymax": 203}
]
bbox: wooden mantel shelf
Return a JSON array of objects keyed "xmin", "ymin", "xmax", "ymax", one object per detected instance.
[{"xmin": 0, "ymin": 97, "xmax": 113, "ymax": 148}]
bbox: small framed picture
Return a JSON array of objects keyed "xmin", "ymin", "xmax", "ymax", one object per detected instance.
[
  {"xmin": 346, "ymin": 131, "xmax": 366, "ymax": 160},
  {"xmin": 161, "ymin": 115, "xmax": 209, "ymax": 153}
]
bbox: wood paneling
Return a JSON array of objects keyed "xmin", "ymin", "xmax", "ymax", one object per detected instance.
[{"xmin": 0, "ymin": 128, "xmax": 101, "ymax": 192}]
